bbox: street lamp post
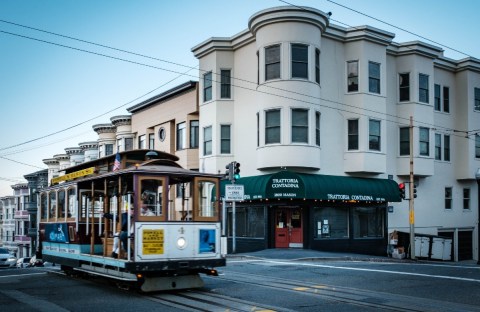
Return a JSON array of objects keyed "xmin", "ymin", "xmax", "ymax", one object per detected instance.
[{"xmin": 476, "ymin": 168, "xmax": 480, "ymax": 265}]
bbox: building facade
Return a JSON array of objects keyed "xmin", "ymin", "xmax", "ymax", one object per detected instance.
[{"xmin": 192, "ymin": 6, "xmax": 480, "ymax": 258}]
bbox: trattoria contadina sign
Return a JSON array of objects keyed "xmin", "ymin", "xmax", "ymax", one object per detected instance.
[
  {"xmin": 266, "ymin": 171, "xmax": 306, "ymax": 199},
  {"xmin": 51, "ymin": 167, "xmax": 95, "ymax": 184}
]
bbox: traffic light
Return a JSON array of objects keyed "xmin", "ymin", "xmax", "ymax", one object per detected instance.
[
  {"xmin": 413, "ymin": 184, "xmax": 417, "ymax": 198},
  {"xmin": 398, "ymin": 182, "xmax": 406, "ymax": 200},
  {"xmin": 225, "ymin": 162, "xmax": 234, "ymax": 181},
  {"xmin": 233, "ymin": 162, "xmax": 241, "ymax": 180}
]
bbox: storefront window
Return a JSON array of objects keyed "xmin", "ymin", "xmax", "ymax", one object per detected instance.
[
  {"xmin": 352, "ymin": 206, "xmax": 384, "ymax": 238},
  {"xmin": 228, "ymin": 206, "xmax": 265, "ymax": 238},
  {"xmin": 313, "ymin": 207, "xmax": 348, "ymax": 239}
]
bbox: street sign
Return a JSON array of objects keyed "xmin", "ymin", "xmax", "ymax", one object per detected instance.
[{"xmin": 225, "ymin": 184, "xmax": 244, "ymax": 201}]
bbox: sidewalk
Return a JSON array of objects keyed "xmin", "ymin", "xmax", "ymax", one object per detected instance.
[{"xmin": 226, "ymin": 248, "xmax": 480, "ymax": 266}]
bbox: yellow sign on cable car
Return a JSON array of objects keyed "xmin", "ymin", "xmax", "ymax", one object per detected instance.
[
  {"xmin": 51, "ymin": 167, "xmax": 96, "ymax": 184},
  {"xmin": 142, "ymin": 229, "xmax": 164, "ymax": 255}
]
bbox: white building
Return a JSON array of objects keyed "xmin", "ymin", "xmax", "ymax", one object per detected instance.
[{"xmin": 192, "ymin": 6, "xmax": 480, "ymax": 259}]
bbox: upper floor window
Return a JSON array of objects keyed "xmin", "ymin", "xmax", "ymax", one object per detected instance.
[
  {"xmin": 265, "ymin": 109, "xmax": 281, "ymax": 144},
  {"xmin": 399, "ymin": 73, "xmax": 410, "ymax": 102},
  {"xmin": 443, "ymin": 86, "xmax": 450, "ymax": 113},
  {"xmin": 148, "ymin": 134, "xmax": 155, "ymax": 149},
  {"xmin": 434, "ymin": 84, "xmax": 441, "ymax": 111},
  {"xmin": 475, "ymin": 87, "xmax": 480, "ymax": 111},
  {"xmin": 105, "ymin": 144, "xmax": 113, "ymax": 156},
  {"xmin": 125, "ymin": 138, "xmax": 133, "ymax": 151},
  {"xmin": 291, "ymin": 44, "xmax": 308, "ymax": 79},
  {"xmin": 347, "ymin": 61, "xmax": 358, "ymax": 92},
  {"xmin": 445, "ymin": 187, "xmax": 452, "ymax": 210},
  {"xmin": 220, "ymin": 70, "xmax": 231, "ymax": 99},
  {"xmin": 347, "ymin": 119, "xmax": 359, "ymax": 150},
  {"xmin": 435, "ymin": 133, "xmax": 441, "ymax": 160},
  {"xmin": 399, "ymin": 127, "xmax": 409, "ymax": 156},
  {"xmin": 291, "ymin": 108, "xmax": 308, "ymax": 143},
  {"xmin": 265, "ymin": 45, "xmax": 280, "ymax": 81},
  {"xmin": 220, "ymin": 125, "xmax": 231, "ymax": 154},
  {"xmin": 117, "ymin": 139, "xmax": 122, "ymax": 152},
  {"xmin": 203, "ymin": 126, "xmax": 212, "ymax": 156},
  {"xmin": 315, "ymin": 111, "xmax": 320, "ymax": 146},
  {"xmin": 368, "ymin": 62, "xmax": 380, "ymax": 94},
  {"xmin": 419, "ymin": 74, "xmax": 429, "ymax": 103},
  {"xmin": 138, "ymin": 135, "xmax": 146, "ymax": 149},
  {"xmin": 463, "ymin": 188, "xmax": 470, "ymax": 210},
  {"xmin": 444, "ymin": 135, "xmax": 450, "ymax": 161},
  {"xmin": 190, "ymin": 120, "xmax": 199, "ymax": 148},
  {"xmin": 203, "ymin": 72, "xmax": 212, "ymax": 102},
  {"xmin": 369, "ymin": 119, "xmax": 381, "ymax": 151},
  {"xmin": 176, "ymin": 122, "xmax": 186, "ymax": 150},
  {"xmin": 419, "ymin": 127, "xmax": 429, "ymax": 156},
  {"xmin": 476, "ymin": 134, "xmax": 480, "ymax": 158},
  {"xmin": 256, "ymin": 113, "xmax": 260, "ymax": 147},
  {"xmin": 315, "ymin": 49, "xmax": 320, "ymax": 84}
]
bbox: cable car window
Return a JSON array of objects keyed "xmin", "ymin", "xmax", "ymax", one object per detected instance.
[
  {"xmin": 58, "ymin": 190, "xmax": 66, "ymax": 219},
  {"xmin": 49, "ymin": 191, "xmax": 56, "ymax": 220},
  {"xmin": 194, "ymin": 178, "xmax": 219, "ymax": 221},
  {"xmin": 40, "ymin": 193, "xmax": 48, "ymax": 220},
  {"xmin": 67, "ymin": 188, "xmax": 76, "ymax": 218},
  {"xmin": 140, "ymin": 178, "xmax": 165, "ymax": 217}
]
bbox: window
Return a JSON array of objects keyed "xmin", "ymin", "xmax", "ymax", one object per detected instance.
[
  {"xmin": 419, "ymin": 127, "xmax": 429, "ymax": 156},
  {"xmin": 444, "ymin": 135, "xmax": 450, "ymax": 161},
  {"xmin": 149, "ymin": 134, "xmax": 155, "ymax": 149},
  {"xmin": 138, "ymin": 135, "xmax": 146, "ymax": 149},
  {"xmin": 256, "ymin": 113, "xmax": 260, "ymax": 147},
  {"xmin": 419, "ymin": 74, "xmax": 429, "ymax": 103},
  {"xmin": 220, "ymin": 125, "xmax": 231, "ymax": 154},
  {"xmin": 116, "ymin": 139, "xmax": 122, "ymax": 152},
  {"xmin": 348, "ymin": 119, "xmax": 359, "ymax": 150},
  {"xmin": 368, "ymin": 62, "xmax": 380, "ymax": 94},
  {"xmin": 315, "ymin": 111, "xmax": 320, "ymax": 146},
  {"xmin": 463, "ymin": 188, "xmax": 470, "ymax": 210},
  {"xmin": 399, "ymin": 127, "xmax": 410, "ymax": 156},
  {"xmin": 203, "ymin": 126, "xmax": 212, "ymax": 156},
  {"xmin": 315, "ymin": 49, "xmax": 320, "ymax": 84},
  {"xmin": 291, "ymin": 44, "xmax": 308, "ymax": 79},
  {"xmin": 353, "ymin": 207, "xmax": 384, "ymax": 238},
  {"xmin": 369, "ymin": 119, "xmax": 381, "ymax": 151},
  {"xmin": 220, "ymin": 69, "xmax": 231, "ymax": 99},
  {"xmin": 190, "ymin": 120, "xmax": 199, "ymax": 148},
  {"xmin": 227, "ymin": 206, "xmax": 265, "ymax": 238},
  {"xmin": 125, "ymin": 138, "xmax": 133, "ymax": 151},
  {"xmin": 475, "ymin": 87, "xmax": 480, "ymax": 111},
  {"xmin": 443, "ymin": 86, "xmax": 450, "ymax": 113},
  {"xmin": 476, "ymin": 134, "xmax": 480, "ymax": 158},
  {"xmin": 434, "ymin": 84, "xmax": 441, "ymax": 111},
  {"xmin": 445, "ymin": 187, "xmax": 452, "ymax": 209},
  {"xmin": 265, "ymin": 109, "xmax": 280, "ymax": 144},
  {"xmin": 435, "ymin": 133, "xmax": 441, "ymax": 160},
  {"xmin": 399, "ymin": 73, "xmax": 410, "ymax": 101},
  {"xmin": 105, "ymin": 144, "xmax": 113, "ymax": 156},
  {"xmin": 347, "ymin": 61, "xmax": 358, "ymax": 92},
  {"xmin": 291, "ymin": 108, "xmax": 308, "ymax": 143},
  {"xmin": 203, "ymin": 72, "xmax": 212, "ymax": 102},
  {"xmin": 176, "ymin": 122, "xmax": 186, "ymax": 150},
  {"xmin": 314, "ymin": 207, "xmax": 348, "ymax": 239},
  {"xmin": 265, "ymin": 45, "xmax": 280, "ymax": 81}
]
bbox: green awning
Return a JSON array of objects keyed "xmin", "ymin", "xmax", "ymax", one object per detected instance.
[{"xmin": 220, "ymin": 171, "xmax": 401, "ymax": 202}]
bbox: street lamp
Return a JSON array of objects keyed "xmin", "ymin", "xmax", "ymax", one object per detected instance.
[{"xmin": 476, "ymin": 168, "xmax": 480, "ymax": 265}]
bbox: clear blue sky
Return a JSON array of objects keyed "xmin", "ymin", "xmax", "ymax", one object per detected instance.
[{"xmin": 1, "ymin": 0, "xmax": 479, "ymax": 197}]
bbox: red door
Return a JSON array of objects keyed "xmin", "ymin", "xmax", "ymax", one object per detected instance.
[{"xmin": 275, "ymin": 208, "xmax": 303, "ymax": 248}]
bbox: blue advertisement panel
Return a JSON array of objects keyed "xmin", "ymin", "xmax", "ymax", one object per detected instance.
[
  {"xmin": 199, "ymin": 229, "xmax": 216, "ymax": 253},
  {"xmin": 45, "ymin": 223, "xmax": 69, "ymax": 243}
]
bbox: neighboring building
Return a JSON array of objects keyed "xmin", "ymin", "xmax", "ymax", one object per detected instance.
[
  {"xmin": 127, "ymin": 80, "xmax": 200, "ymax": 220},
  {"xmin": 11, "ymin": 183, "xmax": 30, "ymax": 258},
  {"xmin": 0, "ymin": 196, "xmax": 15, "ymax": 255},
  {"xmin": 192, "ymin": 6, "xmax": 480, "ymax": 258}
]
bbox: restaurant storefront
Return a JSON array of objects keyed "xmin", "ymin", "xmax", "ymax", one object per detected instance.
[{"xmin": 221, "ymin": 171, "xmax": 401, "ymax": 256}]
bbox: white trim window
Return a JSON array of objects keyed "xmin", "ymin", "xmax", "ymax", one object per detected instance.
[
  {"xmin": 265, "ymin": 45, "xmax": 281, "ymax": 81},
  {"xmin": 399, "ymin": 73, "xmax": 410, "ymax": 102},
  {"xmin": 368, "ymin": 62, "xmax": 380, "ymax": 94},
  {"xmin": 348, "ymin": 119, "xmax": 359, "ymax": 150},
  {"xmin": 419, "ymin": 74, "xmax": 429, "ymax": 103},
  {"xmin": 203, "ymin": 72, "xmax": 212, "ymax": 102},
  {"xmin": 419, "ymin": 127, "xmax": 429, "ymax": 156},
  {"xmin": 220, "ymin": 125, "xmax": 231, "ymax": 154},
  {"xmin": 176, "ymin": 122, "xmax": 186, "ymax": 151},
  {"xmin": 220, "ymin": 69, "xmax": 231, "ymax": 99},
  {"xmin": 347, "ymin": 61, "xmax": 358, "ymax": 92},
  {"xmin": 369, "ymin": 119, "xmax": 381, "ymax": 151},
  {"xmin": 265, "ymin": 109, "xmax": 281, "ymax": 144},
  {"xmin": 291, "ymin": 44, "xmax": 308, "ymax": 79},
  {"xmin": 203, "ymin": 126, "xmax": 212, "ymax": 156},
  {"xmin": 291, "ymin": 108, "xmax": 308, "ymax": 143}
]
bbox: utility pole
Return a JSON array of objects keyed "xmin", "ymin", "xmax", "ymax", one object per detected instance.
[{"xmin": 409, "ymin": 116, "xmax": 416, "ymax": 260}]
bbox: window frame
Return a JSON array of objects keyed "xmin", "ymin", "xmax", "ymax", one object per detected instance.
[
  {"xmin": 220, "ymin": 69, "xmax": 231, "ymax": 99},
  {"xmin": 291, "ymin": 43, "xmax": 308, "ymax": 79},
  {"xmin": 445, "ymin": 187, "xmax": 452, "ymax": 210},
  {"xmin": 419, "ymin": 127, "xmax": 430, "ymax": 156},
  {"xmin": 434, "ymin": 84, "xmax": 441, "ymax": 111},
  {"xmin": 176, "ymin": 122, "xmax": 186, "ymax": 151},
  {"xmin": 291, "ymin": 108, "xmax": 309, "ymax": 144},
  {"xmin": 220, "ymin": 124, "xmax": 231, "ymax": 154},
  {"xmin": 435, "ymin": 133, "xmax": 442, "ymax": 160},
  {"xmin": 443, "ymin": 86, "xmax": 450, "ymax": 113},
  {"xmin": 347, "ymin": 119, "xmax": 359, "ymax": 150},
  {"xmin": 203, "ymin": 72, "xmax": 213, "ymax": 102},
  {"xmin": 419, "ymin": 73, "xmax": 429, "ymax": 103},
  {"xmin": 265, "ymin": 44, "xmax": 281, "ymax": 81},
  {"xmin": 138, "ymin": 134, "xmax": 146, "ymax": 149},
  {"xmin": 463, "ymin": 188, "xmax": 470, "ymax": 210},
  {"xmin": 444, "ymin": 135, "xmax": 450, "ymax": 161},
  {"xmin": 368, "ymin": 61, "xmax": 380, "ymax": 94},
  {"xmin": 347, "ymin": 60, "xmax": 359, "ymax": 92},
  {"xmin": 265, "ymin": 109, "xmax": 281, "ymax": 145},
  {"xmin": 399, "ymin": 127, "xmax": 410, "ymax": 156},
  {"xmin": 368, "ymin": 119, "xmax": 381, "ymax": 151},
  {"xmin": 315, "ymin": 48, "xmax": 320, "ymax": 84},
  {"xmin": 203, "ymin": 126, "xmax": 212, "ymax": 156},
  {"xmin": 190, "ymin": 120, "xmax": 199, "ymax": 149},
  {"xmin": 315, "ymin": 111, "xmax": 320, "ymax": 146},
  {"xmin": 399, "ymin": 73, "xmax": 410, "ymax": 102}
]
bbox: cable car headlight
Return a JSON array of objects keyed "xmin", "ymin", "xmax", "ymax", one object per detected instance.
[{"xmin": 177, "ymin": 237, "xmax": 187, "ymax": 249}]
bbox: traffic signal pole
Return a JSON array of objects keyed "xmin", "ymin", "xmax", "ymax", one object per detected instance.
[{"xmin": 409, "ymin": 116, "xmax": 416, "ymax": 260}]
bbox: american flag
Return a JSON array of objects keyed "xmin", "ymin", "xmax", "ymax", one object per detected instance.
[{"xmin": 113, "ymin": 152, "xmax": 121, "ymax": 171}]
